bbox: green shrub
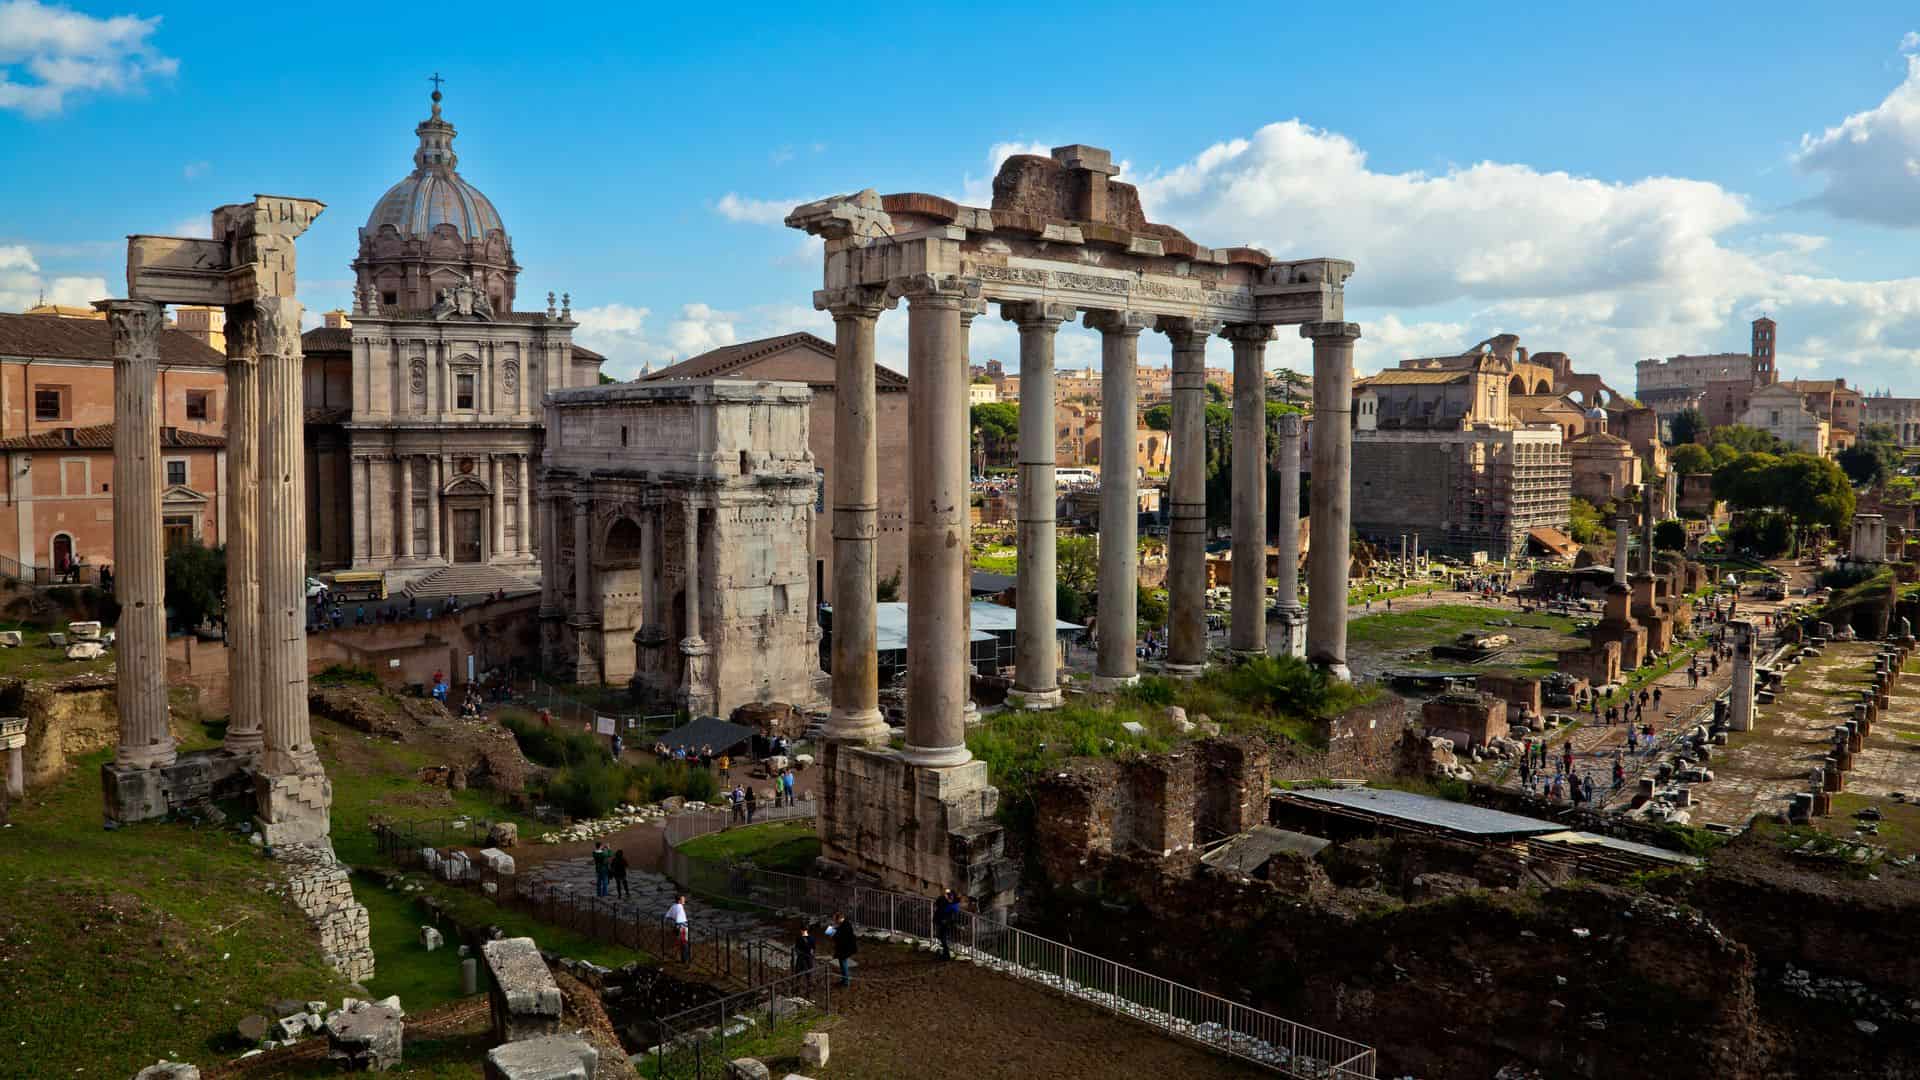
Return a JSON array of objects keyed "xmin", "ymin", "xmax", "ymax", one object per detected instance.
[
  {"xmin": 313, "ymin": 664, "xmax": 380, "ymax": 686},
  {"xmin": 503, "ymin": 715, "xmax": 607, "ymax": 769},
  {"xmin": 683, "ymin": 765, "xmax": 719, "ymax": 804},
  {"xmin": 544, "ymin": 758, "xmax": 628, "ymax": 818}
]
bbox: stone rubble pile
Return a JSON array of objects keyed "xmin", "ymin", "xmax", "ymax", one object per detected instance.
[
  {"xmin": 1777, "ymin": 965, "xmax": 1916, "ymax": 1025},
  {"xmin": 534, "ymin": 801, "xmax": 718, "ymax": 844},
  {"xmin": 231, "ymin": 996, "xmax": 402, "ymax": 1059}
]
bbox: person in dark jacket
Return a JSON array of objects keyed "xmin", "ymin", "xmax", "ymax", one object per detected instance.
[
  {"xmin": 934, "ymin": 888, "xmax": 961, "ymax": 960},
  {"xmin": 610, "ymin": 848, "xmax": 630, "ymax": 899},
  {"xmin": 828, "ymin": 911, "xmax": 857, "ymax": 986},
  {"xmin": 793, "ymin": 925, "xmax": 816, "ymax": 973}
]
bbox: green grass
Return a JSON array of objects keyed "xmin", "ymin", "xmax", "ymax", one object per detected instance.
[
  {"xmin": 971, "ymin": 547, "xmax": 1018, "ymax": 575},
  {"xmin": 353, "ymin": 875, "xmax": 472, "ymax": 1014},
  {"xmin": 316, "ymin": 719, "xmax": 541, "ymax": 867},
  {"xmin": 400, "ymin": 875, "xmax": 645, "ymax": 969},
  {"xmin": 637, "ymin": 1012, "xmax": 828, "ymax": 1079},
  {"xmin": 0, "ymin": 748, "xmax": 351, "ymax": 1076},
  {"xmin": 1347, "ymin": 603, "xmax": 1576, "ymax": 647},
  {"xmin": 677, "ymin": 818, "xmax": 820, "ymax": 873},
  {"xmin": 1347, "ymin": 580, "xmax": 1445, "ymax": 605}
]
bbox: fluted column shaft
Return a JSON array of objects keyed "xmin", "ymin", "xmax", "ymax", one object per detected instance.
[
  {"xmin": 517, "ymin": 455, "xmax": 531, "ymax": 557},
  {"xmin": 258, "ymin": 296, "xmax": 320, "ymax": 775},
  {"xmin": 1274, "ymin": 412, "xmax": 1307, "ymax": 657},
  {"xmin": 397, "ymin": 455, "xmax": 414, "ymax": 559},
  {"xmin": 1304, "ymin": 322, "xmax": 1360, "ymax": 680},
  {"xmin": 1008, "ymin": 303, "xmax": 1071, "ymax": 708},
  {"xmin": 104, "ymin": 300, "xmax": 175, "ymax": 769},
  {"xmin": 1613, "ymin": 519, "xmax": 1631, "ymax": 587},
  {"xmin": 572, "ymin": 496, "xmax": 592, "ymax": 616},
  {"xmin": 1226, "ymin": 324, "xmax": 1275, "ymax": 657},
  {"xmin": 351, "ymin": 456, "xmax": 370, "ymax": 563},
  {"xmin": 821, "ymin": 288, "xmax": 892, "ymax": 744},
  {"xmin": 898, "ymin": 275, "xmax": 976, "ymax": 767},
  {"xmin": 1089, "ymin": 310, "xmax": 1150, "ymax": 691},
  {"xmin": 1163, "ymin": 318, "xmax": 1218, "ymax": 675},
  {"xmin": 427, "ymin": 458, "xmax": 443, "ymax": 560},
  {"xmin": 681, "ymin": 499, "xmax": 702, "ymax": 641},
  {"xmin": 491, "ymin": 456, "xmax": 506, "ymax": 561},
  {"xmin": 222, "ymin": 305, "xmax": 263, "ymax": 755}
]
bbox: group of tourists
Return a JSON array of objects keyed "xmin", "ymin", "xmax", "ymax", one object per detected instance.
[
  {"xmin": 591, "ymin": 840, "xmax": 630, "ymax": 899},
  {"xmin": 790, "ymin": 910, "xmax": 860, "ymax": 986}
]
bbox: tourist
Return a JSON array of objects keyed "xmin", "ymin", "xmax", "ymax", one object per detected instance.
[
  {"xmin": 935, "ymin": 888, "xmax": 961, "ymax": 960},
  {"xmin": 717, "ymin": 752, "xmax": 731, "ymax": 783},
  {"xmin": 793, "ymin": 925, "xmax": 816, "ymax": 973},
  {"xmin": 745, "ymin": 784, "xmax": 759, "ymax": 824},
  {"xmin": 1652, "ymin": 687, "xmax": 1663, "ymax": 709},
  {"xmin": 611, "ymin": 733, "xmax": 624, "ymax": 759},
  {"xmin": 827, "ymin": 911, "xmax": 858, "ymax": 986},
  {"xmin": 610, "ymin": 848, "xmax": 630, "ymax": 899},
  {"xmin": 729, "ymin": 784, "xmax": 745, "ymax": 824},
  {"xmin": 592, "ymin": 841, "xmax": 612, "ymax": 897},
  {"xmin": 668, "ymin": 894, "xmax": 691, "ymax": 962},
  {"xmin": 783, "ymin": 769, "xmax": 796, "ymax": 807}
]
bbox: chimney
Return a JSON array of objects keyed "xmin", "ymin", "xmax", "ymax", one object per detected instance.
[{"xmin": 1051, "ymin": 144, "xmax": 1119, "ymax": 223}]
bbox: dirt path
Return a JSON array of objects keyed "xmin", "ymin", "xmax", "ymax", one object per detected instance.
[{"xmin": 822, "ymin": 943, "xmax": 1266, "ymax": 1080}]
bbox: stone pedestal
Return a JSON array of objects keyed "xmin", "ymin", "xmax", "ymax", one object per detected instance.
[
  {"xmin": 818, "ymin": 742, "xmax": 1015, "ymax": 909},
  {"xmin": 257, "ymin": 770, "xmax": 336, "ymax": 849},
  {"xmin": 1729, "ymin": 620, "xmax": 1756, "ymax": 733},
  {"xmin": 679, "ymin": 637, "xmax": 713, "ymax": 717},
  {"xmin": 101, "ymin": 746, "xmax": 254, "ymax": 826},
  {"xmin": 484, "ymin": 937, "xmax": 564, "ymax": 1043}
]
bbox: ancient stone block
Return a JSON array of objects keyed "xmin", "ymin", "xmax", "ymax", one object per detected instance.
[
  {"xmin": 479, "ymin": 847, "xmax": 515, "ymax": 875},
  {"xmin": 488, "ymin": 821, "xmax": 519, "ymax": 848},
  {"xmin": 483, "ymin": 937, "xmax": 563, "ymax": 1043},
  {"xmin": 325, "ymin": 1000, "xmax": 404, "ymax": 1071},
  {"xmin": 800, "ymin": 1032, "xmax": 829, "ymax": 1068},
  {"xmin": 725, "ymin": 1061, "xmax": 771, "ymax": 1080},
  {"xmin": 482, "ymin": 1033, "xmax": 597, "ymax": 1080},
  {"xmin": 420, "ymin": 926, "xmax": 443, "ymax": 952},
  {"xmin": 1422, "ymin": 692, "xmax": 1506, "ymax": 751},
  {"xmin": 133, "ymin": 1063, "xmax": 199, "ymax": 1080}
]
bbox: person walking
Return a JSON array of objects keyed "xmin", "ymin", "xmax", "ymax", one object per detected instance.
[
  {"xmin": 783, "ymin": 769, "xmax": 796, "ymax": 808},
  {"xmin": 610, "ymin": 848, "xmax": 630, "ymax": 899},
  {"xmin": 745, "ymin": 784, "xmax": 758, "ymax": 824},
  {"xmin": 828, "ymin": 911, "xmax": 858, "ymax": 986},
  {"xmin": 729, "ymin": 784, "xmax": 745, "ymax": 825},
  {"xmin": 666, "ymin": 894, "xmax": 691, "ymax": 962},
  {"xmin": 935, "ymin": 888, "xmax": 961, "ymax": 961},
  {"xmin": 793, "ymin": 925, "xmax": 816, "ymax": 974},
  {"xmin": 591, "ymin": 841, "xmax": 612, "ymax": 897}
]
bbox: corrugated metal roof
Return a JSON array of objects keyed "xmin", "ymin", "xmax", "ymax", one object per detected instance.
[
  {"xmin": 1284, "ymin": 786, "xmax": 1562, "ymax": 836},
  {"xmin": 1533, "ymin": 830, "xmax": 1703, "ymax": 866}
]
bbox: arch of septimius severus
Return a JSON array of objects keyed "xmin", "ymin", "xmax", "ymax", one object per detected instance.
[{"xmin": 790, "ymin": 145, "xmax": 1359, "ymax": 904}]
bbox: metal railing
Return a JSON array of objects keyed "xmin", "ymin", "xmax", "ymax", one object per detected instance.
[
  {"xmin": 661, "ymin": 802, "xmax": 815, "ymax": 847},
  {"xmin": 643, "ymin": 966, "xmax": 835, "ymax": 1079},
  {"xmin": 660, "ymin": 851, "xmax": 1376, "ymax": 1078}
]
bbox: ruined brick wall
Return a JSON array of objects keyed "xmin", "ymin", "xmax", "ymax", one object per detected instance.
[
  {"xmin": 1422, "ymin": 693, "xmax": 1506, "ymax": 749},
  {"xmin": 280, "ymin": 845, "xmax": 374, "ymax": 984},
  {"xmin": 1475, "ymin": 673, "xmax": 1542, "ymax": 720}
]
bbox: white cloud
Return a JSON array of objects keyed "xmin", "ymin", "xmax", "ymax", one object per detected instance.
[
  {"xmin": 0, "ymin": 0, "xmax": 178, "ymax": 116},
  {"xmin": 1793, "ymin": 52, "xmax": 1920, "ymax": 226},
  {"xmin": 715, "ymin": 193, "xmax": 812, "ymax": 225},
  {"xmin": 770, "ymin": 146, "xmax": 794, "ymax": 166},
  {"xmin": 182, "ymin": 159, "xmax": 207, "ymax": 179},
  {"xmin": 572, "ymin": 300, "xmax": 833, "ymax": 379},
  {"xmin": 1902, "ymin": 30, "xmax": 1919, "ymax": 53},
  {"xmin": 0, "ymin": 242, "xmax": 107, "ymax": 310},
  {"xmin": 168, "ymin": 215, "xmax": 210, "ymax": 239}
]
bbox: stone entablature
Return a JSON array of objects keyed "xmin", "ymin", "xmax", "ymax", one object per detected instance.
[{"xmin": 541, "ymin": 380, "xmax": 822, "ymax": 712}]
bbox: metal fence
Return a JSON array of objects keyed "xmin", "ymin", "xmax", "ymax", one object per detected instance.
[
  {"xmin": 659, "ymin": 853, "xmax": 1376, "ymax": 1079},
  {"xmin": 642, "ymin": 966, "xmax": 836, "ymax": 1079},
  {"xmin": 661, "ymin": 802, "xmax": 815, "ymax": 847}
]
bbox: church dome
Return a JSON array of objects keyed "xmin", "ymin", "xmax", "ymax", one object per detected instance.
[{"xmin": 363, "ymin": 89, "xmax": 506, "ymax": 242}]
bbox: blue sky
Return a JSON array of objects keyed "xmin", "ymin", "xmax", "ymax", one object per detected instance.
[{"xmin": 7, "ymin": 2, "xmax": 1920, "ymax": 393}]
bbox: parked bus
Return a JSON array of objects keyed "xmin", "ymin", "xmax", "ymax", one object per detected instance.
[
  {"xmin": 1055, "ymin": 467, "xmax": 1097, "ymax": 486},
  {"xmin": 328, "ymin": 570, "xmax": 388, "ymax": 601}
]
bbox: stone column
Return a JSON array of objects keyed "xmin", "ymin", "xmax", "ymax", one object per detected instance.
[
  {"xmin": 1730, "ymin": 619, "xmax": 1756, "ymax": 733},
  {"xmin": 1087, "ymin": 309, "xmax": 1151, "ymax": 691},
  {"xmin": 351, "ymin": 455, "xmax": 371, "ymax": 563},
  {"xmin": 427, "ymin": 458, "xmax": 443, "ymax": 560},
  {"xmin": 4, "ymin": 733, "xmax": 21, "ymax": 799},
  {"xmin": 490, "ymin": 456, "xmax": 506, "ymax": 562},
  {"xmin": 895, "ymin": 273, "xmax": 977, "ymax": 767},
  {"xmin": 517, "ymin": 455, "xmax": 531, "ymax": 557},
  {"xmin": 222, "ymin": 305, "xmax": 263, "ymax": 756},
  {"xmin": 1274, "ymin": 412, "xmax": 1307, "ymax": 658},
  {"xmin": 1303, "ymin": 322, "xmax": 1360, "ymax": 681},
  {"xmin": 1006, "ymin": 302, "xmax": 1073, "ymax": 708},
  {"xmin": 102, "ymin": 300, "xmax": 175, "ymax": 770},
  {"xmin": 257, "ymin": 297, "xmax": 319, "ymax": 775},
  {"xmin": 1226, "ymin": 324, "xmax": 1274, "ymax": 659},
  {"xmin": 1613, "ymin": 519, "xmax": 1631, "ymax": 587},
  {"xmin": 1162, "ymin": 317, "xmax": 1217, "ymax": 676},
  {"xmin": 820, "ymin": 287, "xmax": 893, "ymax": 744},
  {"xmin": 396, "ymin": 455, "xmax": 414, "ymax": 560},
  {"xmin": 572, "ymin": 495, "xmax": 592, "ymax": 616},
  {"xmin": 679, "ymin": 497, "xmax": 713, "ymax": 715}
]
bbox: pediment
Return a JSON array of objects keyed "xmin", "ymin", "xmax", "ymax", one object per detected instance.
[{"xmin": 161, "ymin": 484, "xmax": 209, "ymax": 505}]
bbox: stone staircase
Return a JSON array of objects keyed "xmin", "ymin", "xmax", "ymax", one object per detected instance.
[{"xmin": 400, "ymin": 564, "xmax": 539, "ymax": 600}]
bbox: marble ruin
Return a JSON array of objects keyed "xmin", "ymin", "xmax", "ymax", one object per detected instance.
[
  {"xmin": 789, "ymin": 144, "xmax": 1357, "ymax": 904},
  {"xmin": 100, "ymin": 193, "xmax": 371, "ymax": 979},
  {"xmin": 539, "ymin": 379, "xmax": 823, "ymax": 713}
]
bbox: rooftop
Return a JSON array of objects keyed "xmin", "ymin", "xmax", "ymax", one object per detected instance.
[
  {"xmin": 0, "ymin": 312, "xmax": 225, "ymax": 367},
  {"xmin": 1279, "ymin": 785, "xmax": 1563, "ymax": 838}
]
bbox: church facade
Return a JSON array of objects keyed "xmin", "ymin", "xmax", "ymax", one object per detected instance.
[{"xmin": 302, "ymin": 90, "xmax": 605, "ymax": 588}]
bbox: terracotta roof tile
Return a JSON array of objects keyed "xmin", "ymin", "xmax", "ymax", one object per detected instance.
[
  {"xmin": 0, "ymin": 423, "xmax": 223, "ymax": 450},
  {"xmin": 643, "ymin": 332, "xmax": 907, "ymax": 388},
  {"xmin": 0, "ymin": 312, "xmax": 224, "ymax": 367}
]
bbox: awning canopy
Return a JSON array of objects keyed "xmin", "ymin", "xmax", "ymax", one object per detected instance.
[
  {"xmin": 1527, "ymin": 526, "xmax": 1580, "ymax": 560},
  {"xmin": 655, "ymin": 715, "xmax": 754, "ymax": 754}
]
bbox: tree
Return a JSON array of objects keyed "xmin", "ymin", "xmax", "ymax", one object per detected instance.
[
  {"xmin": 969, "ymin": 402, "xmax": 1019, "ymax": 467},
  {"xmin": 1057, "ymin": 534, "xmax": 1099, "ymax": 599},
  {"xmin": 1712, "ymin": 452, "xmax": 1781, "ymax": 511},
  {"xmin": 165, "ymin": 540, "xmax": 225, "ymax": 632},
  {"xmin": 1272, "ymin": 367, "xmax": 1308, "ymax": 405},
  {"xmin": 1567, "ymin": 496, "xmax": 1605, "ymax": 544},
  {"xmin": 1136, "ymin": 584, "xmax": 1168, "ymax": 632},
  {"xmin": 1143, "ymin": 402, "xmax": 1172, "ymax": 432},
  {"xmin": 1653, "ymin": 519, "xmax": 1688, "ymax": 551},
  {"xmin": 1775, "ymin": 453, "xmax": 1854, "ymax": 535},
  {"xmin": 1838, "ymin": 423, "xmax": 1900, "ymax": 488},
  {"xmin": 1205, "ymin": 381, "xmax": 1227, "ymax": 404},
  {"xmin": 1708, "ymin": 440, "xmax": 1742, "ymax": 468},
  {"xmin": 1669, "ymin": 442, "xmax": 1714, "ymax": 475},
  {"xmin": 1730, "ymin": 511, "xmax": 1794, "ymax": 558},
  {"xmin": 1669, "ymin": 407, "xmax": 1704, "ymax": 447},
  {"xmin": 1708, "ymin": 424, "xmax": 1786, "ymax": 456},
  {"xmin": 876, "ymin": 567, "xmax": 901, "ymax": 603}
]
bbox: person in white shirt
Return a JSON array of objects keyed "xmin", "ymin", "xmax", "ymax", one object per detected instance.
[{"xmin": 666, "ymin": 895, "xmax": 690, "ymax": 962}]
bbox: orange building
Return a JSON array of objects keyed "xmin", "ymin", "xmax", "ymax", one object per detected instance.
[{"xmin": 0, "ymin": 312, "xmax": 228, "ymax": 581}]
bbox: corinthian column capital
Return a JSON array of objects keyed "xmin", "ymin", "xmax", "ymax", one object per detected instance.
[
  {"xmin": 815, "ymin": 285, "xmax": 895, "ymax": 320},
  {"xmin": 1157, "ymin": 316, "xmax": 1224, "ymax": 352},
  {"xmin": 1003, "ymin": 301, "xmax": 1075, "ymax": 331},
  {"xmin": 888, "ymin": 272, "xmax": 981, "ymax": 307},
  {"xmin": 97, "ymin": 299, "xmax": 165, "ymax": 359},
  {"xmin": 1300, "ymin": 321, "xmax": 1363, "ymax": 343},
  {"xmin": 1220, "ymin": 323, "xmax": 1278, "ymax": 345},
  {"xmin": 1083, "ymin": 309, "xmax": 1151, "ymax": 337}
]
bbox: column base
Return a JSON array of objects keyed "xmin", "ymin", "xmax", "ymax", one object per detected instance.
[
  {"xmin": 223, "ymin": 729, "xmax": 265, "ymax": 757},
  {"xmin": 817, "ymin": 743, "xmax": 1015, "ymax": 909},
  {"xmin": 1089, "ymin": 673, "xmax": 1139, "ymax": 693},
  {"xmin": 255, "ymin": 768, "xmax": 335, "ymax": 849},
  {"xmin": 1161, "ymin": 662, "xmax": 1205, "ymax": 680},
  {"xmin": 899, "ymin": 742, "xmax": 973, "ymax": 768},
  {"xmin": 679, "ymin": 636, "xmax": 714, "ymax": 717},
  {"xmin": 825, "ymin": 707, "xmax": 892, "ymax": 746},
  {"xmin": 116, "ymin": 740, "xmax": 179, "ymax": 772},
  {"xmin": 1230, "ymin": 648, "xmax": 1268, "ymax": 664},
  {"xmin": 1312, "ymin": 658, "xmax": 1353, "ymax": 683},
  {"xmin": 102, "ymin": 749, "xmax": 256, "ymax": 826},
  {"xmin": 1273, "ymin": 608, "xmax": 1308, "ymax": 659},
  {"xmin": 1006, "ymin": 685, "xmax": 1063, "ymax": 710}
]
